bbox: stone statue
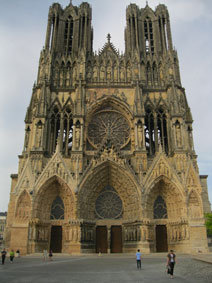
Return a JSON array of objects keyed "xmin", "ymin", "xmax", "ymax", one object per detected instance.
[
  {"xmin": 175, "ymin": 123, "xmax": 182, "ymax": 147},
  {"xmin": 137, "ymin": 123, "xmax": 143, "ymax": 148},
  {"xmin": 66, "ymin": 69, "xmax": 70, "ymax": 86},
  {"xmin": 93, "ymin": 66, "xmax": 98, "ymax": 81},
  {"xmin": 127, "ymin": 66, "xmax": 131, "ymax": 81},
  {"xmin": 100, "ymin": 66, "xmax": 105, "ymax": 81},
  {"xmin": 120, "ymin": 66, "xmax": 125, "ymax": 81},
  {"xmin": 114, "ymin": 66, "xmax": 118, "ymax": 81},
  {"xmin": 106, "ymin": 66, "xmax": 111, "ymax": 80},
  {"xmin": 87, "ymin": 67, "xmax": 92, "ymax": 81},
  {"xmin": 72, "ymin": 65, "xmax": 77, "ymax": 81},
  {"xmin": 75, "ymin": 124, "xmax": 81, "ymax": 149},
  {"xmin": 59, "ymin": 71, "xmax": 63, "ymax": 86}
]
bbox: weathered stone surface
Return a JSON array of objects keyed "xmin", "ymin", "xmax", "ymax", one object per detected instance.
[{"xmin": 4, "ymin": 1, "xmax": 211, "ymax": 255}]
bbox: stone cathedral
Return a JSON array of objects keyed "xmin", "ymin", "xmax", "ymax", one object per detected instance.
[{"xmin": 5, "ymin": 1, "xmax": 211, "ymax": 255}]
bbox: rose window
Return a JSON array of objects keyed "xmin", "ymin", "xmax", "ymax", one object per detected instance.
[
  {"xmin": 95, "ymin": 186, "xmax": 123, "ymax": 219},
  {"xmin": 88, "ymin": 110, "xmax": 130, "ymax": 149}
]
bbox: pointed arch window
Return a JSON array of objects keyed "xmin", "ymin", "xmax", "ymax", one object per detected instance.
[
  {"xmin": 49, "ymin": 107, "xmax": 60, "ymax": 154},
  {"xmin": 50, "ymin": 196, "xmax": 64, "ymax": 220},
  {"xmin": 50, "ymin": 14, "xmax": 59, "ymax": 50},
  {"xmin": 157, "ymin": 108, "xmax": 168, "ymax": 154},
  {"xmin": 80, "ymin": 15, "xmax": 86, "ymax": 48},
  {"xmin": 64, "ymin": 16, "xmax": 74, "ymax": 54},
  {"xmin": 145, "ymin": 108, "xmax": 155, "ymax": 155},
  {"xmin": 63, "ymin": 107, "xmax": 73, "ymax": 155},
  {"xmin": 145, "ymin": 107, "xmax": 169, "ymax": 156},
  {"xmin": 144, "ymin": 17, "xmax": 154, "ymax": 55},
  {"xmin": 158, "ymin": 15, "xmax": 169, "ymax": 51},
  {"xmin": 154, "ymin": 195, "xmax": 167, "ymax": 219}
]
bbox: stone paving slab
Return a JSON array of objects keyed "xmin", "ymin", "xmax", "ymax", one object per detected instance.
[
  {"xmin": 0, "ymin": 253, "xmax": 212, "ymax": 283},
  {"xmin": 192, "ymin": 253, "xmax": 212, "ymax": 264}
]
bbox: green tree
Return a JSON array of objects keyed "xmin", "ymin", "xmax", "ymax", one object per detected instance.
[{"xmin": 205, "ymin": 213, "xmax": 212, "ymax": 236}]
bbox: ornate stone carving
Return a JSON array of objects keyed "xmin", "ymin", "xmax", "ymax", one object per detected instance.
[
  {"xmin": 95, "ymin": 186, "xmax": 123, "ymax": 219},
  {"xmin": 88, "ymin": 110, "xmax": 130, "ymax": 149}
]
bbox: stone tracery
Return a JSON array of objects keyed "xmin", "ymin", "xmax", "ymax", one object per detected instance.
[{"xmin": 5, "ymin": 1, "xmax": 210, "ymax": 255}]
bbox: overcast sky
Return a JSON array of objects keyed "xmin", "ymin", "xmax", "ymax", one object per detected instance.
[{"xmin": 0, "ymin": 0, "xmax": 212, "ymax": 212}]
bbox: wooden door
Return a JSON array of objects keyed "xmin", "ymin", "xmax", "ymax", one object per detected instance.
[
  {"xmin": 50, "ymin": 225, "xmax": 62, "ymax": 253},
  {"xmin": 156, "ymin": 225, "xmax": 168, "ymax": 252},
  {"xmin": 96, "ymin": 226, "xmax": 107, "ymax": 253},
  {"xmin": 111, "ymin": 226, "xmax": 122, "ymax": 253}
]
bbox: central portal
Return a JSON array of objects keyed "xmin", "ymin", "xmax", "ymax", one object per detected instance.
[
  {"xmin": 96, "ymin": 225, "xmax": 122, "ymax": 253},
  {"xmin": 96, "ymin": 226, "xmax": 107, "ymax": 253}
]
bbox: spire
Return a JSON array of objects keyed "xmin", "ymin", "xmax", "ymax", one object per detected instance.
[{"xmin": 107, "ymin": 33, "xmax": 111, "ymax": 43}]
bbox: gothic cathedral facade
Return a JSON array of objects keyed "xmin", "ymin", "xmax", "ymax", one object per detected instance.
[{"xmin": 5, "ymin": 2, "xmax": 211, "ymax": 254}]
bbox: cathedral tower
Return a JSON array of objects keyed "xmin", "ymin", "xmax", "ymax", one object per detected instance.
[{"xmin": 5, "ymin": 2, "xmax": 210, "ymax": 254}]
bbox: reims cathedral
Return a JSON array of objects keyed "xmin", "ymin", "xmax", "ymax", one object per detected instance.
[{"xmin": 5, "ymin": 1, "xmax": 211, "ymax": 254}]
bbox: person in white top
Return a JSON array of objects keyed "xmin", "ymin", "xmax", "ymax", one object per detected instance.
[{"xmin": 43, "ymin": 249, "xmax": 48, "ymax": 261}]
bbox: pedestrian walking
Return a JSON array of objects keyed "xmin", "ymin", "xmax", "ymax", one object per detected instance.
[
  {"xmin": 16, "ymin": 249, "xmax": 20, "ymax": 258},
  {"xmin": 10, "ymin": 249, "xmax": 15, "ymax": 263},
  {"xmin": 136, "ymin": 249, "xmax": 141, "ymax": 269},
  {"xmin": 167, "ymin": 249, "xmax": 177, "ymax": 279},
  {"xmin": 49, "ymin": 250, "xmax": 53, "ymax": 261},
  {"xmin": 1, "ymin": 248, "xmax": 7, "ymax": 265},
  {"xmin": 43, "ymin": 249, "xmax": 48, "ymax": 261}
]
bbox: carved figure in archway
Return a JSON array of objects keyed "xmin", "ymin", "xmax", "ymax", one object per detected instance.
[
  {"xmin": 86, "ymin": 66, "xmax": 92, "ymax": 81},
  {"xmin": 59, "ymin": 71, "xmax": 63, "ymax": 87},
  {"xmin": 120, "ymin": 66, "xmax": 125, "ymax": 81},
  {"xmin": 137, "ymin": 122, "xmax": 143, "ymax": 148},
  {"xmin": 66, "ymin": 69, "xmax": 70, "ymax": 86},
  {"xmin": 106, "ymin": 66, "xmax": 111, "ymax": 80},
  {"xmin": 127, "ymin": 66, "xmax": 131, "ymax": 81},
  {"xmin": 100, "ymin": 66, "xmax": 105, "ymax": 81},
  {"xmin": 175, "ymin": 122, "xmax": 182, "ymax": 147},
  {"xmin": 114, "ymin": 65, "xmax": 118, "ymax": 81},
  {"xmin": 75, "ymin": 123, "xmax": 81, "ymax": 150},
  {"xmin": 93, "ymin": 66, "xmax": 98, "ymax": 81},
  {"xmin": 72, "ymin": 65, "xmax": 77, "ymax": 81}
]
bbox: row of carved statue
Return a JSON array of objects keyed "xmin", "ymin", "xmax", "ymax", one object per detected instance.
[
  {"xmin": 50, "ymin": 63, "xmax": 166, "ymax": 86},
  {"xmin": 28, "ymin": 223, "xmax": 191, "ymax": 243}
]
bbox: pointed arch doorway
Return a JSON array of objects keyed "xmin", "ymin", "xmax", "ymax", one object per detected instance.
[
  {"xmin": 156, "ymin": 225, "xmax": 168, "ymax": 252},
  {"xmin": 96, "ymin": 225, "xmax": 123, "ymax": 253},
  {"xmin": 50, "ymin": 225, "xmax": 62, "ymax": 253}
]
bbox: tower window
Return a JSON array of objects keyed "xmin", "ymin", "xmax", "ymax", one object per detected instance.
[
  {"xmin": 145, "ymin": 107, "xmax": 169, "ymax": 156},
  {"xmin": 63, "ymin": 107, "xmax": 73, "ymax": 155},
  {"xmin": 144, "ymin": 17, "xmax": 154, "ymax": 55},
  {"xmin": 49, "ymin": 107, "xmax": 60, "ymax": 154},
  {"xmin": 64, "ymin": 16, "xmax": 74, "ymax": 54},
  {"xmin": 157, "ymin": 108, "xmax": 168, "ymax": 154}
]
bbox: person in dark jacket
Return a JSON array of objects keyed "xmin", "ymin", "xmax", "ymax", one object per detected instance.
[
  {"xmin": 167, "ymin": 250, "xmax": 177, "ymax": 279},
  {"xmin": 1, "ymin": 248, "xmax": 7, "ymax": 265}
]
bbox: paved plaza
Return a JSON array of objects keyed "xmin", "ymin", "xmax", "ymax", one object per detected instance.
[{"xmin": 0, "ymin": 253, "xmax": 212, "ymax": 283}]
